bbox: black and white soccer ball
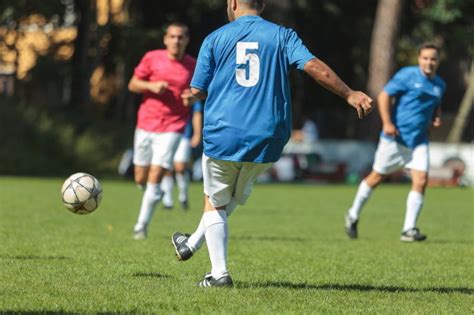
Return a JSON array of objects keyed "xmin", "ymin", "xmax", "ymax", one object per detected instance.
[{"xmin": 61, "ymin": 173, "xmax": 102, "ymax": 214}]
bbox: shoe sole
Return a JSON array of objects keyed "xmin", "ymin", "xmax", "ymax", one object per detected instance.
[
  {"xmin": 400, "ymin": 236, "xmax": 427, "ymax": 242},
  {"xmin": 171, "ymin": 234, "xmax": 184, "ymax": 261}
]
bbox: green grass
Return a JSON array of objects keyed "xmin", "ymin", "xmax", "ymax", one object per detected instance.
[{"xmin": 0, "ymin": 176, "xmax": 473, "ymax": 314}]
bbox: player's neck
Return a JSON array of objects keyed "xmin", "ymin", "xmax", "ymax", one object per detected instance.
[
  {"xmin": 234, "ymin": 9, "xmax": 260, "ymax": 19},
  {"xmin": 168, "ymin": 52, "xmax": 185, "ymax": 61}
]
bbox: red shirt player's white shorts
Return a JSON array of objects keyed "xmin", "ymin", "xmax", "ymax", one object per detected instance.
[{"xmin": 133, "ymin": 129, "xmax": 182, "ymax": 170}]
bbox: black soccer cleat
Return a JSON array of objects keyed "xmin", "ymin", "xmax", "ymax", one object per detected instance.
[
  {"xmin": 345, "ymin": 214, "xmax": 358, "ymax": 239},
  {"xmin": 197, "ymin": 272, "xmax": 233, "ymax": 288},
  {"xmin": 171, "ymin": 232, "xmax": 194, "ymax": 261},
  {"xmin": 180, "ymin": 200, "xmax": 189, "ymax": 210},
  {"xmin": 400, "ymin": 227, "xmax": 427, "ymax": 242}
]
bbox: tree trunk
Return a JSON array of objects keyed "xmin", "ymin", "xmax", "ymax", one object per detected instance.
[
  {"xmin": 71, "ymin": 0, "xmax": 96, "ymax": 109},
  {"xmin": 447, "ymin": 59, "xmax": 474, "ymax": 143},
  {"xmin": 363, "ymin": 0, "xmax": 405, "ymax": 140}
]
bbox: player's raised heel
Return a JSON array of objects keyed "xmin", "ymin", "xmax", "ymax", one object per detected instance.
[
  {"xmin": 171, "ymin": 232, "xmax": 194, "ymax": 261},
  {"xmin": 345, "ymin": 214, "xmax": 358, "ymax": 239},
  {"xmin": 197, "ymin": 272, "xmax": 233, "ymax": 288},
  {"xmin": 400, "ymin": 227, "xmax": 427, "ymax": 242},
  {"xmin": 133, "ymin": 226, "xmax": 147, "ymax": 240}
]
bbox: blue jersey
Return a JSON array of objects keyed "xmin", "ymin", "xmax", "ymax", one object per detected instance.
[
  {"xmin": 382, "ymin": 66, "xmax": 446, "ymax": 148},
  {"xmin": 183, "ymin": 101, "xmax": 203, "ymax": 139},
  {"xmin": 191, "ymin": 15, "xmax": 315, "ymax": 163}
]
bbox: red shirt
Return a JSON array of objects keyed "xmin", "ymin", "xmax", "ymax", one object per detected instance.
[{"xmin": 134, "ymin": 50, "xmax": 196, "ymax": 133}]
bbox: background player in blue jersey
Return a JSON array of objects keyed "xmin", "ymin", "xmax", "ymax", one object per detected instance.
[
  {"xmin": 171, "ymin": 0, "xmax": 373, "ymax": 287},
  {"xmin": 345, "ymin": 43, "xmax": 446, "ymax": 242},
  {"xmin": 161, "ymin": 102, "xmax": 203, "ymax": 210}
]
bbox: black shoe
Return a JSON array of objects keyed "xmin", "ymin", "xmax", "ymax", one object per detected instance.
[
  {"xmin": 400, "ymin": 228, "xmax": 427, "ymax": 242},
  {"xmin": 197, "ymin": 272, "xmax": 233, "ymax": 288},
  {"xmin": 345, "ymin": 214, "xmax": 358, "ymax": 239},
  {"xmin": 180, "ymin": 200, "xmax": 189, "ymax": 210},
  {"xmin": 171, "ymin": 232, "xmax": 194, "ymax": 261}
]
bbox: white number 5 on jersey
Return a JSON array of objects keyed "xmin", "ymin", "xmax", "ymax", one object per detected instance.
[{"xmin": 236, "ymin": 42, "xmax": 260, "ymax": 87}]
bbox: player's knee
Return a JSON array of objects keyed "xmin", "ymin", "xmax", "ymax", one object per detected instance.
[{"xmin": 145, "ymin": 183, "xmax": 163, "ymax": 202}]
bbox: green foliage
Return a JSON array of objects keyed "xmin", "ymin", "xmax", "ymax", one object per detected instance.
[
  {"xmin": 0, "ymin": 99, "xmax": 132, "ymax": 176},
  {"xmin": 1, "ymin": 179, "xmax": 473, "ymax": 313}
]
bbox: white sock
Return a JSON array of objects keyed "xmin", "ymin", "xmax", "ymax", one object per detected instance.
[
  {"xmin": 175, "ymin": 172, "xmax": 189, "ymax": 202},
  {"xmin": 348, "ymin": 180, "xmax": 373, "ymax": 220},
  {"xmin": 403, "ymin": 191, "xmax": 424, "ymax": 232},
  {"xmin": 187, "ymin": 198, "xmax": 237, "ymax": 252},
  {"xmin": 187, "ymin": 217, "xmax": 206, "ymax": 252},
  {"xmin": 161, "ymin": 175, "xmax": 174, "ymax": 207},
  {"xmin": 134, "ymin": 183, "xmax": 162, "ymax": 231},
  {"xmin": 203, "ymin": 210, "xmax": 228, "ymax": 279}
]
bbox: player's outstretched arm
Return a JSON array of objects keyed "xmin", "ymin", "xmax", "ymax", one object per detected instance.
[{"xmin": 304, "ymin": 58, "xmax": 373, "ymax": 118}]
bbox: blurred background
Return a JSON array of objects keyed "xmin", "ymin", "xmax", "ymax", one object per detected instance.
[{"xmin": 0, "ymin": 0, "xmax": 472, "ymax": 185}]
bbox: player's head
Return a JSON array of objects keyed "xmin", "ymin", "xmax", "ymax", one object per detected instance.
[
  {"xmin": 417, "ymin": 42, "xmax": 440, "ymax": 78},
  {"xmin": 227, "ymin": 0, "xmax": 265, "ymax": 22},
  {"xmin": 163, "ymin": 22, "xmax": 190, "ymax": 60}
]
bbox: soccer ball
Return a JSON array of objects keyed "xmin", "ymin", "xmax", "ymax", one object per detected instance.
[{"xmin": 61, "ymin": 172, "xmax": 102, "ymax": 214}]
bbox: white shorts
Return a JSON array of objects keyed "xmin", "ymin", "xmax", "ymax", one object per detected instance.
[
  {"xmin": 202, "ymin": 154, "xmax": 272, "ymax": 208},
  {"xmin": 133, "ymin": 128, "xmax": 181, "ymax": 170},
  {"xmin": 373, "ymin": 137, "xmax": 429, "ymax": 174},
  {"xmin": 173, "ymin": 137, "xmax": 192, "ymax": 163}
]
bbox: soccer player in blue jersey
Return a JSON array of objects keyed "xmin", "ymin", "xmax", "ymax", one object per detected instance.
[
  {"xmin": 161, "ymin": 102, "xmax": 203, "ymax": 210},
  {"xmin": 171, "ymin": 0, "xmax": 373, "ymax": 287},
  {"xmin": 345, "ymin": 43, "xmax": 446, "ymax": 242}
]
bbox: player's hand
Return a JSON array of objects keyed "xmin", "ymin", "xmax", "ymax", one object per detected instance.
[
  {"xmin": 383, "ymin": 122, "xmax": 399, "ymax": 137},
  {"xmin": 147, "ymin": 81, "xmax": 168, "ymax": 94},
  {"xmin": 190, "ymin": 134, "xmax": 201, "ymax": 148},
  {"xmin": 432, "ymin": 117, "xmax": 442, "ymax": 128},
  {"xmin": 347, "ymin": 91, "xmax": 373, "ymax": 119},
  {"xmin": 181, "ymin": 89, "xmax": 197, "ymax": 107}
]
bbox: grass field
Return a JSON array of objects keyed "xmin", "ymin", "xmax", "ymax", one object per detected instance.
[{"xmin": 0, "ymin": 176, "xmax": 473, "ymax": 313}]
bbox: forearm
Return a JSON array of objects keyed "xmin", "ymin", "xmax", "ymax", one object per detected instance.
[
  {"xmin": 128, "ymin": 76, "xmax": 152, "ymax": 94},
  {"xmin": 304, "ymin": 58, "xmax": 353, "ymax": 100},
  {"xmin": 192, "ymin": 112, "xmax": 203, "ymax": 136},
  {"xmin": 377, "ymin": 91, "xmax": 393, "ymax": 125}
]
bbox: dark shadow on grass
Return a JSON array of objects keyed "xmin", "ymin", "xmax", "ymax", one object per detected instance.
[
  {"xmin": 0, "ymin": 312, "xmax": 79, "ymax": 315},
  {"xmin": 237, "ymin": 281, "xmax": 474, "ymax": 295},
  {"xmin": 0, "ymin": 255, "xmax": 69, "ymax": 260},
  {"xmin": 132, "ymin": 272, "xmax": 171, "ymax": 279},
  {"xmin": 0, "ymin": 311, "xmax": 138, "ymax": 315}
]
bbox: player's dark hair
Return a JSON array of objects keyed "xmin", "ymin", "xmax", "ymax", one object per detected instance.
[
  {"xmin": 418, "ymin": 42, "xmax": 440, "ymax": 55},
  {"xmin": 164, "ymin": 22, "xmax": 190, "ymax": 37},
  {"xmin": 239, "ymin": 0, "xmax": 264, "ymax": 10}
]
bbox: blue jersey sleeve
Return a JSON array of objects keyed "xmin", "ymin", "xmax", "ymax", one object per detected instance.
[
  {"xmin": 191, "ymin": 36, "xmax": 216, "ymax": 91},
  {"xmin": 192, "ymin": 101, "xmax": 203, "ymax": 113},
  {"xmin": 384, "ymin": 68, "xmax": 410, "ymax": 96},
  {"xmin": 285, "ymin": 28, "xmax": 315, "ymax": 70}
]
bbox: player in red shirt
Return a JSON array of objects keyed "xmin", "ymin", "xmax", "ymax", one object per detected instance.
[{"xmin": 128, "ymin": 22, "xmax": 196, "ymax": 240}]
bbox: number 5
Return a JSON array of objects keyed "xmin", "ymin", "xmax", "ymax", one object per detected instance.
[{"xmin": 236, "ymin": 42, "xmax": 260, "ymax": 87}]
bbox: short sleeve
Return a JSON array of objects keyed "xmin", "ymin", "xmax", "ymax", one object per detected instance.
[
  {"xmin": 384, "ymin": 69, "xmax": 410, "ymax": 96},
  {"xmin": 193, "ymin": 101, "xmax": 203, "ymax": 113},
  {"xmin": 134, "ymin": 52, "xmax": 152, "ymax": 80},
  {"xmin": 285, "ymin": 28, "xmax": 315, "ymax": 70},
  {"xmin": 191, "ymin": 36, "xmax": 216, "ymax": 91}
]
